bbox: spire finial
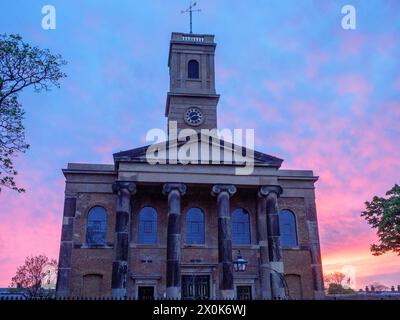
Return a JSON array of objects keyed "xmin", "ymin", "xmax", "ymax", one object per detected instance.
[{"xmin": 181, "ymin": 1, "xmax": 201, "ymax": 34}]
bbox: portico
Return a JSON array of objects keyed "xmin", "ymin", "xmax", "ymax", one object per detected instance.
[{"xmin": 110, "ymin": 142, "xmax": 289, "ymax": 299}]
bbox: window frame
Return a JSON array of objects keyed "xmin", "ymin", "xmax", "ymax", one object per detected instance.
[
  {"xmin": 138, "ymin": 206, "xmax": 158, "ymax": 245},
  {"xmin": 185, "ymin": 207, "xmax": 205, "ymax": 245},
  {"xmin": 86, "ymin": 206, "xmax": 108, "ymax": 247},
  {"xmin": 231, "ymin": 208, "xmax": 251, "ymax": 245},
  {"xmin": 187, "ymin": 59, "xmax": 200, "ymax": 79},
  {"xmin": 279, "ymin": 209, "xmax": 299, "ymax": 248}
]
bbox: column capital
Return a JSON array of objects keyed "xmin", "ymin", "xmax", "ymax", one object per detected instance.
[
  {"xmin": 112, "ymin": 181, "xmax": 137, "ymax": 194},
  {"xmin": 211, "ymin": 184, "xmax": 237, "ymax": 197},
  {"xmin": 258, "ymin": 185, "xmax": 283, "ymax": 198},
  {"xmin": 162, "ymin": 183, "xmax": 187, "ymax": 195}
]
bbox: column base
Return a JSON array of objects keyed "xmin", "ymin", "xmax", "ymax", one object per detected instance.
[
  {"xmin": 271, "ymin": 289, "xmax": 286, "ymax": 300},
  {"xmin": 166, "ymin": 286, "xmax": 180, "ymax": 299},
  {"xmin": 269, "ymin": 261, "xmax": 286, "ymax": 299},
  {"xmin": 261, "ymin": 290, "xmax": 272, "ymax": 300},
  {"xmin": 112, "ymin": 288, "xmax": 127, "ymax": 298}
]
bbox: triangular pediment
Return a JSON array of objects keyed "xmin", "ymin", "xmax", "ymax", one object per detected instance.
[{"xmin": 114, "ymin": 134, "xmax": 283, "ymax": 168}]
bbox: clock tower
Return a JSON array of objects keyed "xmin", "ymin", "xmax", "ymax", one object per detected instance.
[{"xmin": 165, "ymin": 32, "xmax": 220, "ymax": 134}]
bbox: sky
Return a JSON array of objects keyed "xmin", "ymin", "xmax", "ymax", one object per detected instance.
[{"xmin": 0, "ymin": 0, "xmax": 399, "ymax": 289}]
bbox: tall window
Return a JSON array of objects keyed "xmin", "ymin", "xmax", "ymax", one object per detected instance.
[
  {"xmin": 185, "ymin": 208, "xmax": 205, "ymax": 245},
  {"xmin": 279, "ymin": 210, "xmax": 298, "ymax": 248},
  {"xmin": 86, "ymin": 206, "xmax": 107, "ymax": 246},
  {"xmin": 188, "ymin": 59, "xmax": 199, "ymax": 79},
  {"xmin": 232, "ymin": 208, "xmax": 251, "ymax": 245},
  {"xmin": 138, "ymin": 207, "xmax": 158, "ymax": 244}
]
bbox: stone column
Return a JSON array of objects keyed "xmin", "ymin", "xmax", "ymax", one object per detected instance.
[
  {"xmin": 304, "ymin": 194, "xmax": 325, "ymax": 299},
  {"xmin": 260, "ymin": 185, "xmax": 285, "ymax": 299},
  {"xmin": 163, "ymin": 183, "xmax": 186, "ymax": 299},
  {"xmin": 111, "ymin": 181, "xmax": 136, "ymax": 298},
  {"xmin": 257, "ymin": 188, "xmax": 272, "ymax": 299},
  {"xmin": 56, "ymin": 195, "xmax": 76, "ymax": 297},
  {"xmin": 211, "ymin": 184, "xmax": 237, "ymax": 299}
]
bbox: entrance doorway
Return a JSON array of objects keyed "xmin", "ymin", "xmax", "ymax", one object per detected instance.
[
  {"xmin": 236, "ymin": 286, "xmax": 252, "ymax": 300},
  {"xmin": 181, "ymin": 275, "xmax": 210, "ymax": 300},
  {"xmin": 138, "ymin": 286, "xmax": 154, "ymax": 300}
]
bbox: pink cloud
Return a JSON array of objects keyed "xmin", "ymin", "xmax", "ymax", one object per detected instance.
[
  {"xmin": 92, "ymin": 137, "xmax": 123, "ymax": 163},
  {"xmin": 340, "ymin": 34, "xmax": 366, "ymax": 56},
  {"xmin": 0, "ymin": 164, "xmax": 64, "ymax": 286},
  {"xmin": 216, "ymin": 66, "xmax": 240, "ymax": 84},
  {"xmin": 250, "ymin": 99, "xmax": 286, "ymax": 123},
  {"xmin": 376, "ymin": 34, "xmax": 398, "ymax": 56},
  {"xmin": 337, "ymin": 73, "xmax": 373, "ymax": 97},
  {"xmin": 304, "ymin": 50, "xmax": 330, "ymax": 80},
  {"xmin": 264, "ymin": 96, "xmax": 400, "ymax": 288},
  {"xmin": 264, "ymin": 79, "xmax": 295, "ymax": 99}
]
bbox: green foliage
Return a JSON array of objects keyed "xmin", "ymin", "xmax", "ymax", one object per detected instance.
[
  {"xmin": 361, "ymin": 184, "xmax": 400, "ymax": 256},
  {"xmin": 0, "ymin": 96, "xmax": 29, "ymax": 192},
  {"xmin": 0, "ymin": 34, "xmax": 66, "ymax": 193},
  {"xmin": 327, "ymin": 283, "xmax": 355, "ymax": 295}
]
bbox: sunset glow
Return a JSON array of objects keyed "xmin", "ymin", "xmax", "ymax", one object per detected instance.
[{"xmin": 0, "ymin": 0, "xmax": 399, "ymax": 289}]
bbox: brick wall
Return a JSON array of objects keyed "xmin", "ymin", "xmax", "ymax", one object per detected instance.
[{"xmin": 66, "ymin": 185, "xmax": 317, "ymax": 299}]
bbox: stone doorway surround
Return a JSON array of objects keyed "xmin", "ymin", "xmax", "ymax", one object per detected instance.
[
  {"xmin": 130, "ymin": 274, "xmax": 161, "ymax": 299},
  {"xmin": 181, "ymin": 263, "xmax": 218, "ymax": 300},
  {"xmin": 233, "ymin": 274, "xmax": 258, "ymax": 300}
]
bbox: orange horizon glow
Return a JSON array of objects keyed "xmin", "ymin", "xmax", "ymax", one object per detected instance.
[{"xmin": 0, "ymin": 0, "xmax": 399, "ymax": 292}]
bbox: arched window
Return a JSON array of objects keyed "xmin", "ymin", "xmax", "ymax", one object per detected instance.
[
  {"xmin": 279, "ymin": 210, "xmax": 298, "ymax": 248},
  {"xmin": 185, "ymin": 208, "xmax": 205, "ymax": 244},
  {"xmin": 232, "ymin": 208, "xmax": 251, "ymax": 245},
  {"xmin": 138, "ymin": 207, "xmax": 158, "ymax": 244},
  {"xmin": 86, "ymin": 206, "xmax": 107, "ymax": 246},
  {"xmin": 188, "ymin": 59, "xmax": 199, "ymax": 79}
]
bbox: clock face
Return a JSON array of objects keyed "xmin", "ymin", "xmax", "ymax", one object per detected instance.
[{"xmin": 184, "ymin": 107, "xmax": 204, "ymax": 126}]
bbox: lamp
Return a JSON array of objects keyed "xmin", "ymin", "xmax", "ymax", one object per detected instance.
[{"xmin": 233, "ymin": 250, "xmax": 248, "ymax": 272}]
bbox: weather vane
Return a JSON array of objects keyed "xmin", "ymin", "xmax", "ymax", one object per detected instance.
[{"xmin": 181, "ymin": 1, "xmax": 201, "ymax": 34}]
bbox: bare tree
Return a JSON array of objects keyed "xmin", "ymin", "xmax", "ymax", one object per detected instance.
[
  {"xmin": 324, "ymin": 272, "xmax": 355, "ymax": 294},
  {"xmin": 10, "ymin": 255, "xmax": 58, "ymax": 298},
  {"xmin": 324, "ymin": 272, "xmax": 346, "ymax": 286},
  {"xmin": 370, "ymin": 282, "xmax": 389, "ymax": 292}
]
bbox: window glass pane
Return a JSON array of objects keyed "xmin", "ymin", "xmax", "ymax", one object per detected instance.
[
  {"xmin": 188, "ymin": 60, "xmax": 199, "ymax": 79},
  {"xmin": 86, "ymin": 206, "xmax": 107, "ymax": 245},
  {"xmin": 232, "ymin": 208, "xmax": 250, "ymax": 245},
  {"xmin": 190, "ymin": 222, "xmax": 200, "ymax": 233},
  {"xmin": 138, "ymin": 207, "xmax": 157, "ymax": 244},
  {"xmin": 143, "ymin": 221, "xmax": 153, "ymax": 233},
  {"xmin": 186, "ymin": 208, "xmax": 205, "ymax": 244},
  {"xmin": 279, "ymin": 210, "xmax": 298, "ymax": 248}
]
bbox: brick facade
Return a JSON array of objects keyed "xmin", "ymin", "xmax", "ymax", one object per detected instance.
[{"xmin": 57, "ymin": 179, "xmax": 324, "ymax": 299}]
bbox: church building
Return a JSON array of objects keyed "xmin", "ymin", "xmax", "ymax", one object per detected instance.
[{"xmin": 56, "ymin": 32, "xmax": 325, "ymax": 300}]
